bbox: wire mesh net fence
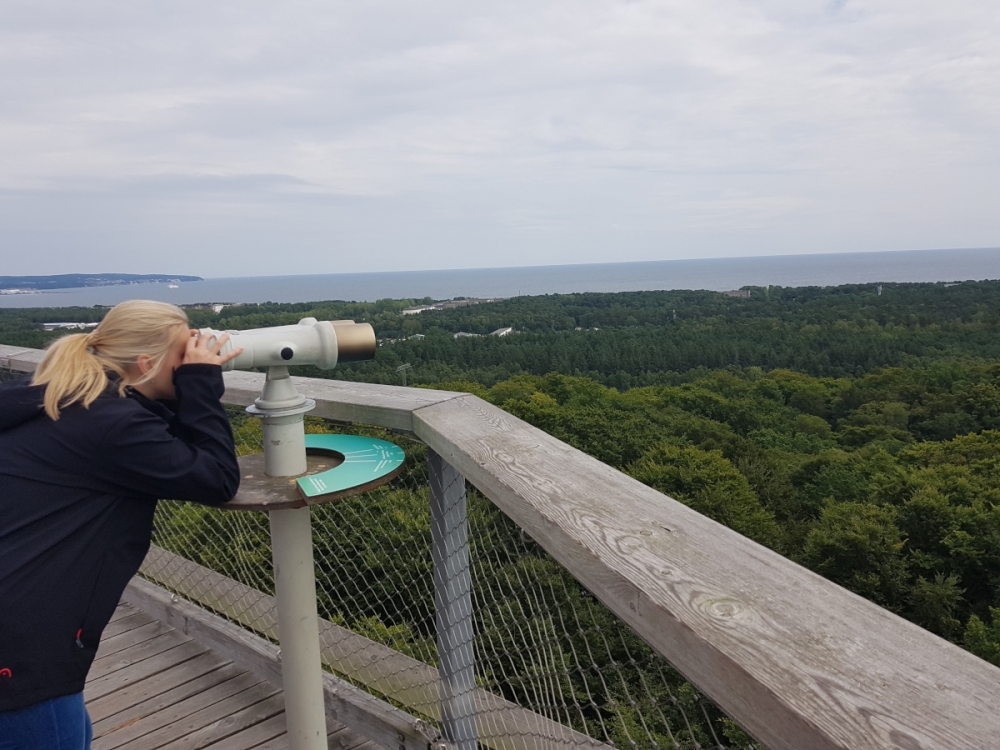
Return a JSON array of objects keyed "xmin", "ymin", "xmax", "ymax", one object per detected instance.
[
  {"xmin": 148, "ymin": 408, "xmax": 760, "ymax": 750},
  {"xmin": 0, "ymin": 364, "xmax": 759, "ymax": 750}
]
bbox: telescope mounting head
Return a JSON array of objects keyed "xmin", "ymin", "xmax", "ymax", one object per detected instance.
[
  {"xmin": 198, "ymin": 317, "xmax": 375, "ymax": 419},
  {"xmin": 246, "ymin": 366, "xmax": 316, "ymax": 417}
]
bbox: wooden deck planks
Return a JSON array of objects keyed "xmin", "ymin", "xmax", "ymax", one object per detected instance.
[
  {"xmin": 90, "ymin": 661, "xmax": 244, "ymax": 733},
  {"xmin": 123, "ymin": 577, "xmax": 432, "ymax": 750},
  {"xmin": 87, "ymin": 640, "xmax": 208, "ymax": 702},
  {"xmin": 87, "ymin": 603, "xmax": 387, "ymax": 750},
  {"xmin": 153, "ymin": 691, "xmax": 286, "ymax": 750},
  {"xmin": 96, "ymin": 619, "xmax": 179, "ymax": 660},
  {"xmin": 88, "ymin": 654, "xmax": 232, "ymax": 724},
  {"xmin": 112, "ymin": 681, "xmax": 281, "ymax": 750},
  {"xmin": 90, "ymin": 627, "xmax": 190, "ymax": 682},
  {"xmin": 93, "ymin": 672, "xmax": 267, "ymax": 749},
  {"xmin": 199, "ymin": 712, "xmax": 288, "ymax": 750},
  {"xmin": 101, "ymin": 612, "xmax": 154, "ymax": 640}
]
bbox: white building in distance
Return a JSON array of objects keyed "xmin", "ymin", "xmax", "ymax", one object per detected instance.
[{"xmin": 43, "ymin": 322, "xmax": 99, "ymax": 331}]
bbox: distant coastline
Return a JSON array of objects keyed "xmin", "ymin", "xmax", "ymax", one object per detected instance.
[
  {"xmin": 0, "ymin": 273, "xmax": 203, "ymax": 294},
  {"xmin": 1, "ymin": 248, "xmax": 998, "ymax": 309}
]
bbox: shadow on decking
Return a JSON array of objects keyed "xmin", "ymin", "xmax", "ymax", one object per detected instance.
[{"xmin": 86, "ymin": 603, "xmax": 383, "ymax": 750}]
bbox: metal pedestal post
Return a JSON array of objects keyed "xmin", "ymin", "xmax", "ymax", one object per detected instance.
[
  {"xmin": 429, "ymin": 450, "xmax": 478, "ymax": 750},
  {"xmin": 248, "ymin": 367, "xmax": 328, "ymax": 750},
  {"xmin": 270, "ymin": 505, "xmax": 327, "ymax": 750}
]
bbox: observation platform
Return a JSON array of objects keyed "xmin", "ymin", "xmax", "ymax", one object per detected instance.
[
  {"xmin": 5, "ymin": 342, "xmax": 1000, "ymax": 750},
  {"xmin": 87, "ymin": 603, "xmax": 379, "ymax": 750}
]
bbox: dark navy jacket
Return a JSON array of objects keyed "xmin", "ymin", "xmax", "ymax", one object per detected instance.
[{"xmin": 0, "ymin": 364, "xmax": 239, "ymax": 712}]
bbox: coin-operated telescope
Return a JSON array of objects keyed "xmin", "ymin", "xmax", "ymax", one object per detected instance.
[
  {"xmin": 198, "ymin": 317, "xmax": 377, "ymax": 750},
  {"xmin": 210, "ymin": 317, "xmax": 375, "ymax": 372},
  {"xmin": 200, "ymin": 317, "xmax": 375, "ymax": 477}
]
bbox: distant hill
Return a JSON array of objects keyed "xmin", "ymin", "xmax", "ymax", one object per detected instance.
[{"xmin": 0, "ymin": 273, "xmax": 203, "ymax": 290}]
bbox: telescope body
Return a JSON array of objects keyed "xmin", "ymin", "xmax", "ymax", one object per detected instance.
[{"xmin": 200, "ymin": 318, "xmax": 375, "ymax": 371}]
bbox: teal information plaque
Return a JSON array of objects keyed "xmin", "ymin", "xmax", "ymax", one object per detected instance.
[{"xmin": 296, "ymin": 434, "xmax": 406, "ymax": 500}]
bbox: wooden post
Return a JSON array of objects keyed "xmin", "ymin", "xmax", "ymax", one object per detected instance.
[{"xmin": 429, "ymin": 450, "xmax": 478, "ymax": 750}]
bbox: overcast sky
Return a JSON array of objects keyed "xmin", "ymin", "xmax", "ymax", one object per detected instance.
[{"xmin": 2, "ymin": 1, "xmax": 998, "ymax": 278}]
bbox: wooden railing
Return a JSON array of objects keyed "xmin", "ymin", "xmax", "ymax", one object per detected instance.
[{"xmin": 4, "ymin": 344, "xmax": 1000, "ymax": 750}]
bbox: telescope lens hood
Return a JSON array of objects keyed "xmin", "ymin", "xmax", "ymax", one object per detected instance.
[{"xmin": 330, "ymin": 322, "xmax": 376, "ymax": 363}]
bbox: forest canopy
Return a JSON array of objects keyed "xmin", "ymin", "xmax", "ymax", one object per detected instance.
[
  {"xmin": 5, "ymin": 279, "xmax": 1000, "ymax": 743},
  {"xmin": 9, "ymin": 280, "xmax": 1000, "ymax": 385}
]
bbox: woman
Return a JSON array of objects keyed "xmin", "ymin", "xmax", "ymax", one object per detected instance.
[{"xmin": 0, "ymin": 300, "xmax": 243, "ymax": 749}]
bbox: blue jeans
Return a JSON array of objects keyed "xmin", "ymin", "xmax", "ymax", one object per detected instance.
[{"xmin": 0, "ymin": 693, "xmax": 92, "ymax": 750}]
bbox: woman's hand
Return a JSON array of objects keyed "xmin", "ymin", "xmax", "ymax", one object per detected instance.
[{"xmin": 183, "ymin": 329, "xmax": 244, "ymax": 367}]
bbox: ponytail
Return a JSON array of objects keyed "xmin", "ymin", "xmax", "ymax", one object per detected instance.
[
  {"xmin": 32, "ymin": 333, "xmax": 120, "ymax": 421},
  {"xmin": 32, "ymin": 300, "xmax": 189, "ymax": 419}
]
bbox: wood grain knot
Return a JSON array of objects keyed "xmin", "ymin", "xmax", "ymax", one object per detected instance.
[{"xmin": 704, "ymin": 598, "xmax": 746, "ymax": 620}]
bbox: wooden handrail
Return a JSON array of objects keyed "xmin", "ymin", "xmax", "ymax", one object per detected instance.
[{"xmin": 4, "ymin": 344, "xmax": 1000, "ymax": 749}]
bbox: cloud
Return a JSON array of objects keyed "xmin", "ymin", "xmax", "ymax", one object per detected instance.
[{"xmin": 1, "ymin": 0, "xmax": 998, "ymax": 276}]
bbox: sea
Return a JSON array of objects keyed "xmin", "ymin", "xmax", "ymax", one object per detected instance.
[{"xmin": 3, "ymin": 247, "xmax": 999, "ymax": 309}]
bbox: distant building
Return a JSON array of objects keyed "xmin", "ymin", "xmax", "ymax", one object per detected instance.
[
  {"xmin": 722, "ymin": 290, "xmax": 751, "ymax": 298},
  {"xmin": 43, "ymin": 322, "xmax": 99, "ymax": 331},
  {"xmin": 181, "ymin": 302, "xmax": 237, "ymax": 312},
  {"xmin": 453, "ymin": 332, "xmax": 479, "ymax": 339},
  {"xmin": 489, "ymin": 327, "xmax": 513, "ymax": 337},
  {"xmin": 407, "ymin": 333, "xmax": 425, "ymax": 340},
  {"xmin": 401, "ymin": 298, "xmax": 506, "ymax": 315}
]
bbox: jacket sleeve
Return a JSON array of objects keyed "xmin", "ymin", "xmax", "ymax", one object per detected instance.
[{"xmin": 96, "ymin": 364, "xmax": 241, "ymax": 505}]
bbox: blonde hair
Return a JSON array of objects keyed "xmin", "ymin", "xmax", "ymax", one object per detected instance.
[{"xmin": 32, "ymin": 300, "xmax": 189, "ymax": 420}]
